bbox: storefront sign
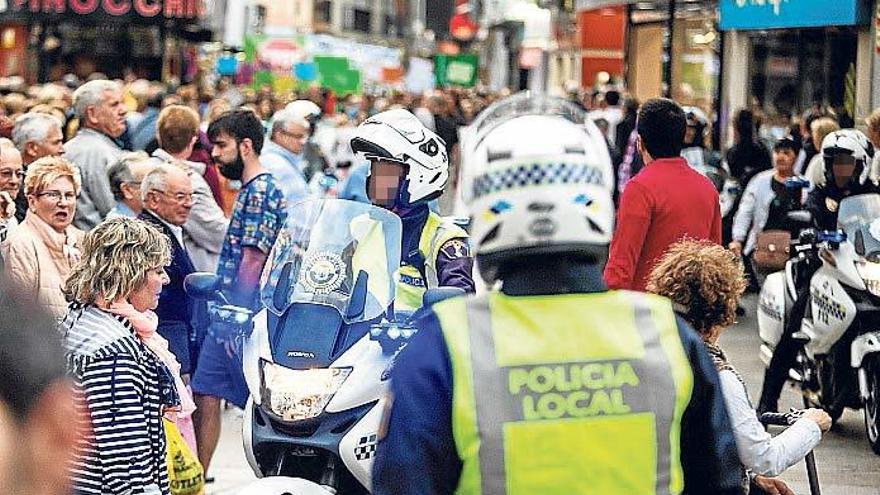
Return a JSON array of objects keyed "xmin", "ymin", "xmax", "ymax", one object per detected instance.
[
  {"xmin": 3, "ymin": 0, "xmax": 203, "ymax": 19},
  {"xmin": 719, "ymin": 0, "xmax": 870, "ymax": 30}
]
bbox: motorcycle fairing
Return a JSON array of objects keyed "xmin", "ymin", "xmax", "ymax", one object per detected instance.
[{"xmin": 807, "ymin": 271, "xmax": 858, "ymax": 356}]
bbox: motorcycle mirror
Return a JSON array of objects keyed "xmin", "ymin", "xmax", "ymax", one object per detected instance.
[
  {"xmin": 184, "ymin": 273, "xmax": 227, "ymax": 303},
  {"xmin": 787, "ymin": 210, "xmax": 812, "ymax": 224},
  {"xmin": 423, "ymin": 287, "xmax": 467, "ymax": 308},
  {"xmin": 346, "ymin": 270, "xmax": 368, "ymax": 320}
]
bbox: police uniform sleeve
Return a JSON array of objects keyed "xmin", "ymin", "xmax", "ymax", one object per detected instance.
[
  {"xmin": 436, "ymin": 237, "xmax": 476, "ymax": 293},
  {"xmin": 675, "ymin": 316, "xmax": 743, "ymax": 495},
  {"xmin": 373, "ymin": 310, "xmax": 462, "ymax": 495}
]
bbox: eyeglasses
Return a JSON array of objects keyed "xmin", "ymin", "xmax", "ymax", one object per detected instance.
[
  {"xmin": 151, "ymin": 189, "xmax": 194, "ymax": 204},
  {"xmin": 278, "ymin": 129, "xmax": 308, "ymax": 141},
  {"xmin": 36, "ymin": 190, "xmax": 77, "ymax": 202},
  {"xmin": 0, "ymin": 169, "xmax": 24, "ymax": 180}
]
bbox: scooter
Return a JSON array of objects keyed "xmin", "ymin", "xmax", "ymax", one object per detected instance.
[
  {"xmin": 186, "ymin": 198, "xmax": 461, "ymax": 493},
  {"xmin": 757, "ymin": 193, "xmax": 880, "ymax": 454}
]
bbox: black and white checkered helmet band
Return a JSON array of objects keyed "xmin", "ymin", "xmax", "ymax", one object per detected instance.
[{"xmin": 472, "ymin": 161, "xmax": 606, "ymax": 200}]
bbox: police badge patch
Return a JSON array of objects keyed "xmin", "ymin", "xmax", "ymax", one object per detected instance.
[
  {"xmin": 300, "ymin": 252, "xmax": 346, "ymax": 295},
  {"xmin": 826, "ymin": 197, "xmax": 839, "ymax": 213},
  {"xmin": 441, "ymin": 239, "xmax": 470, "ymax": 259}
]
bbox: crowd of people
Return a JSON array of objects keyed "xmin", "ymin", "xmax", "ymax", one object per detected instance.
[{"xmin": 0, "ymin": 70, "xmax": 876, "ymax": 495}]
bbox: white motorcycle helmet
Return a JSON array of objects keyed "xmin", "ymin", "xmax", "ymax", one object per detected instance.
[
  {"xmin": 286, "ymin": 99, "xmax": 322, "ymax": 123},
  {"xmin": 462, "ymin": 93, "xmax": 615, "ymax": 283},
  {"xmin": 350, "ymin": 108, "xmax": 450, "ymax": 207},
  {"xmin": 822, "ymin": 129, "xmax": 875, "ymax": 186}
]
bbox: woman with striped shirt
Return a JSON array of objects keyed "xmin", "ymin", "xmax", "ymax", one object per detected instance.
[{"xmin": 61, "ymin": 218, "xmax": 186, "ymax": 495}]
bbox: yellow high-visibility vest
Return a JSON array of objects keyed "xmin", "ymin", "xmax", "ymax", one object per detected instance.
[{"xmin": 433, "ymin": 290, "xmax": 694, "ymax": 495}]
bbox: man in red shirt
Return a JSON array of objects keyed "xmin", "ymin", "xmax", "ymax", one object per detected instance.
[{"xmin": 605, "ymin": 98, "xmax": 721, "ymax": 291}]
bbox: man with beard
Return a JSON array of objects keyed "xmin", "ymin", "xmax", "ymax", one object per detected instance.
[
  {"xmin": 64, "ymin": 80, "xmax": 127, "ymax": 230},
  {"xmin": 192, "ymin": 110, "xmax": 287, "ymax": 480}
]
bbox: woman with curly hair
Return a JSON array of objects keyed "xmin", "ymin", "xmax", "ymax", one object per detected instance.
[
  {"xmin": 647, "ymin": 239, "xmax": 830, "ymax": 495},
  {"xmin": 61, "ymin": 218, "xmax": 194, "ymax": 495}
]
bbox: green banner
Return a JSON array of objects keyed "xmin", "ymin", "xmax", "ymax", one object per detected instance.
[
  {"xmin": 314, "ymin": 56, "xmax": 362, "ymax": 95},
  {"xmin": 435, "ymin": 54, "xmax": 478, "ymax": 88}
]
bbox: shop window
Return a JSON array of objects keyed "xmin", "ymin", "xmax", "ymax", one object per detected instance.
[
  {"xmin": 315, "ymin": 1, "xmax": 331, "ymax": 24},
  {"xmin": 352, "ymin": 8, "xmax": 371, "ymax": 33},
  {"xmin": 749, "ymin": 27, "xmax": 858, "ymax": 122}
]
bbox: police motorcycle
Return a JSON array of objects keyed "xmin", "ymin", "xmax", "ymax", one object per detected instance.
[
  {"xmin": 758, "ymin": 193, "xmax": 880, "ymax": 454},
  {"xmin": 186, "ymin": 198, "xmax": 458, "ymax": 494}
]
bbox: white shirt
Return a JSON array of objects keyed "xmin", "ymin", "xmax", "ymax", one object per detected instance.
[
  {"xmin": 149, "ymin": 210, "xmax": 185, "ymax": 247},
  {"xmin": 718, "ymin": 370, "xmax": 822, "ymax": 477}
]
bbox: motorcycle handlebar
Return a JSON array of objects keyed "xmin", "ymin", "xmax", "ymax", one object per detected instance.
[
  {"xmin": 759, "ymin": 412, "xmax": 793, "ymax": 426},
  {"xmin": 759, "ymin": 410, "xmax": 803, "ymax": 426}
]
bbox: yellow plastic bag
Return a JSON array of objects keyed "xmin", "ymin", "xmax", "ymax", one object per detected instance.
[{"xmin": 164, "ymin": 419, "xmax": 205, "ymax": 495}]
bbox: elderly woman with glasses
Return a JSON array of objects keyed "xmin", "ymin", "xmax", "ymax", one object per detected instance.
[
  {"xmin": 62, "ymin": 218, "xmax": 194, "ymax": 495},
  {"xmin": 1, "ymin": 156, "xmax": 83, "ymax": 317}
]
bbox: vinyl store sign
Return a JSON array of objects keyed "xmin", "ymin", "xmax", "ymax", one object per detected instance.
[{"xmin": 719, "ymin": 0, "xmax": 870, "ymax": 30}]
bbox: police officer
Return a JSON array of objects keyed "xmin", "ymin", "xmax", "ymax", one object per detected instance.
[
  {"xmin": 372, "ymin": 95, "xmax": 742, "ymax": 495},
  {"xmin": 350, "ymin": 109, "xmax": 474, "ymax": 310},
  {"xmin": 758, "ymin": 129, "xmax": 879, "ymax": 414}
]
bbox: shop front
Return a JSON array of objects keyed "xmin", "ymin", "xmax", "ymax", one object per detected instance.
[
  {"xmin": 719, "ymin": 0, "xmax": 872, "ymax": 138},
  {"xmin": 0, "ymin": 0, "xmax": 212, "ymax": 81},
  {"xmin": 577, "ymin": 1, "xmax": 721, "ymax": 142}
]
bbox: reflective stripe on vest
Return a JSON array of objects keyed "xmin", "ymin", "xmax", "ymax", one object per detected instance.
[
  {"xmin": 396, "ymin": 211, "xmax": 468, "ymax": 311},
  {"xmin": 435, "ymin": 291, "xmax": 694, "ymax": 495}
]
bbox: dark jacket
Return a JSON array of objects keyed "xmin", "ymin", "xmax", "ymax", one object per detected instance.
[
  {"xmin": 805, "ymin": 180, "xmax": 880, "ymax": 231},
  {"xmin": 373, "ymin": 266, "xmax": 742, "ymax": 495},
  {"xmin": 726, "ymin": 140, "xmax": 772, "ymax": 186},
  {"xmin": 400, "ymin": 205, "xmax": 475, "ymax": 294},
  {"xmin": 139, "ymin": 210, "xmax": 198, "ymax": 374}
]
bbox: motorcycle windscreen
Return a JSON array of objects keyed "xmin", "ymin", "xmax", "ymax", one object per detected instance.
[
  {"xmin": 260, "ymin": 199, "xmax": 402, "ymax": 323},
  {"xmin": 839, "ymin": 194, "xmax": 880, "ymax": 260}
]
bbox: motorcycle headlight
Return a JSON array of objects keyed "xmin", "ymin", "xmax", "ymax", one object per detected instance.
[
  {"xmin": 856, "ymin": 261, "xmax": 880, "ymax": 296},
  {"xmin": 260, "ymin": 362, "xmax": 352, "ymax": 422}
]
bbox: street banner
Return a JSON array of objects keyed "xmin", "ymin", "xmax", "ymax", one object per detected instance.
[{"xmin": 435, "ymin": 54, "xmax": 478, "ymax": 88}]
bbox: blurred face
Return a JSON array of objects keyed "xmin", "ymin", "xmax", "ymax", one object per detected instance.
[
  {"xmin": 28, "ymin": 177, "xmax": 76, "ymax": 233},
  {"xmin": 29, "ymin": 126, "xmax": 64, "ymax": 162},
  {"xmin": 129, "ymin": 266, "xmax": 170, "ymax": 312},
  {"xmin": 684, "ymin": 126, "xmax": 696, "ymax": 145},
  {"xmin": 368, "ymin": 160, "xmax": 405, "ymax": 209},
  {"xmin": 868, "ymin": 125, "xmax": 880, "ymax": 148},
  {"xmin": 0, "ymin": 147, "xmax": 23, "ymax": 196},
  {"xmin": 87, "ymin": 89, "xmax": 127, "ymax": 138},
  {"xmin": 773, "ymin": 148, "xmax": 797, "ymax": 177},
  {"xmin": 145, "ymin": 169, "xmax": 193, "ymax": 226},
  {"xmin": 273, "ymin": 122, "xmax": 308, "ymax": 155},
  {"xmin": 832, "ymin": 154, "xmax": 857, "ymax": 188}
]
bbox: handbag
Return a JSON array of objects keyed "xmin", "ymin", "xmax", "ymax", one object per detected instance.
[{"xmin": 753, "ymin": 230, "xmax": 791, "ymax": 273}]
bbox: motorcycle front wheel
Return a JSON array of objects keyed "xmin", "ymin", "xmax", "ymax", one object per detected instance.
[{"xmin": 864, "ymin": 355, "xmax": 880, "ymax": 455}]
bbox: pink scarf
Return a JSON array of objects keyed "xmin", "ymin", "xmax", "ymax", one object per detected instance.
[{"xmin": 101, "ymin": 299, "xmax": 197, "ymax": 418}]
